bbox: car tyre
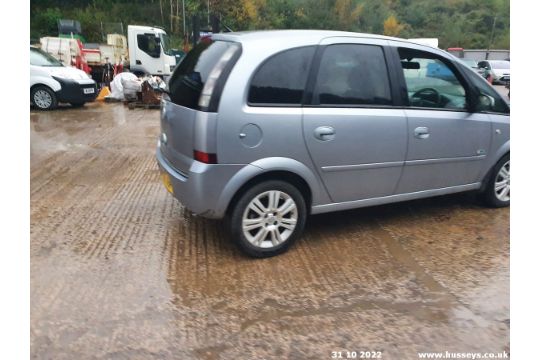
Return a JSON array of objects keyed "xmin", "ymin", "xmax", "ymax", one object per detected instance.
[
  {"xmin": 227, "ymin": 180, "xmax": 307, "ymax": 258},
  {"xmin": 31, "ymin": 85, "xmax": 58, "ymax": 110},
  {"xmin": 480, "ymin": 154, "xmax": 510, "ymax": 208}
]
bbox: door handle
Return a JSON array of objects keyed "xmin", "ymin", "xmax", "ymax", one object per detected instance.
[
  {"xmin": 414, "ymin": 126, "xmax": 430, "ymax": 139},
  {"xmin": 314, "ymin": 126, "xmax": 335, "ymax": 141}
]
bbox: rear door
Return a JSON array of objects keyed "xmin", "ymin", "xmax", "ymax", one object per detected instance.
[
  {"xmin": 302, "ymin": 38, "xmax": 407, "ymax": 203},
  {"xmin": 161, "ymin": 40, "xmax": 241, "ymax": 174}
]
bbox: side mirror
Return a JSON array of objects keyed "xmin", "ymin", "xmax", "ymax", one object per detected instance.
[{"xmin": 476, "ymin": 94, "xmax": 495, "ymax": 111}]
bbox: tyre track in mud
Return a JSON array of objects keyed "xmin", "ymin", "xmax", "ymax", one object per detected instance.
[{"xmin": 31, "ymin": 103, "xmax": 509, "ymax": 360}]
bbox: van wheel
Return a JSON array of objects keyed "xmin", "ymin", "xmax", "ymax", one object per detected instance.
[
  {"xmin": 480, "ymin": 154, "xmax": 510, "ymax": 207},
  {"xmin": 228, "ymin": 180, "xmax": 307, "ymax": 258},
  {"xmin": 31, "ymin": 85, "xmax": 58, "ymax": 110}
]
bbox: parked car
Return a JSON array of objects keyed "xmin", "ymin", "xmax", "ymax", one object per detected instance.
[
  {"xmin": 477, "ymin": 60, "xmax": 510, "ymax": 84},
  {"xmin": 157, "ymin": 30, "xmax": 510, "ymax": 257},
  {"xmin": 460, "ymin": 58, "xmax": 487, "ymax": 77},
  {"xmin": 30, "ymin": 46, "xmax": 97, "ymax": 110}
]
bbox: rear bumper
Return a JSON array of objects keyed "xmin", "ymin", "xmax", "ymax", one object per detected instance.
[
  {"xmin": 54, "ymin": 77, "xmax": 98, "ymax": 104},
  {"xmin": 156, "ymin": 145, "xmax": 251, "ymax": 219}
]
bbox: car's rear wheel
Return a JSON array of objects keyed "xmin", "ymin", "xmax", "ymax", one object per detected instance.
[
  {"xmin": 228, "ymin": 180, "xmax": 307, "ymax": 258},
  {"xmin": 31, "ymin": 85, "xmax": 58, "ymax": 110},
  {"xmin": 481, "ymin": 154, "xmax": 510, "ymax": 207}
]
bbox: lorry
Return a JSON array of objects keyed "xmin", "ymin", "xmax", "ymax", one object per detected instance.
[
  {"xmin": 39, "ymin": 21, "xmax": 177, "ymax": 82},
  {"xmin": 127, "ymin": 25, "xmax": 176, "ymax": 77}
]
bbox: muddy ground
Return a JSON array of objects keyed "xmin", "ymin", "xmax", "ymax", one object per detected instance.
[{"xmin": 31, "ymin": 100, "xmax": 509, "ymax": 359}]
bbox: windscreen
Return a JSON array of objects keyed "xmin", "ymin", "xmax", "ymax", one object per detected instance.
[
  {"xmin": 30, "ymin": 47, "xmax": 62, "ymax": 67},
  {"xmin": 160, "ymin": 33, "xmax": 172, "ymax": 56},
  {"xmin": 167, "ymin": 40, "xmax": 238, "ymax": 110}
]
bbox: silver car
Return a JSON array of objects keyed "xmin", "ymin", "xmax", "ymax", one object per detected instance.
[{"xmin": 157, "ymin": 30, "xmax": 510, "ymax": 257}]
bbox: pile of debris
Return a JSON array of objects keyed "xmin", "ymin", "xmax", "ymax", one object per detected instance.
[{"xmin": 100, "ymin": 72, "xmax": 166, "ymax": 109}]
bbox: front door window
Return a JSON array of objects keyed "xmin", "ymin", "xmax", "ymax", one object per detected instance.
[{"xmin": 398, "ymin": 48, "xmax": 467, "ymax": 110}]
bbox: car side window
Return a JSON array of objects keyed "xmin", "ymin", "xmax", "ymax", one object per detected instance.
[
  {"xmin": 137, "ymin": 33, "xmax": 161, "ymax": 58},
  {"xmin": 398, "ymin": 47, "xmax": 467, "ymax": 110},
  {"xmin": 312, "ymin": 44, "xmax": 392, "ymax": 106},
  {"xmin": 248, "ymin": 46, "xmax": 315, "ymax": 105},
  {"xmin": 463, "ymin": 65, "xmax": 509, "ymax": 114}
]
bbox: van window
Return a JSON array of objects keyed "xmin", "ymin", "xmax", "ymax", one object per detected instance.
[
  {"xmin": 248, "ymin": 46, "xmax": 315, "ymax": 105},
  {"xmin": 168, "ymin": 40, "xmax": 241, "ymax": 110},
  {"xmin": 312, "ymin": 44, "xmax": 392, "ymax": 106},
  {"xmin": 30, "ymin": 47, "xmax": 62, "ymax": 67},
  {"xmin": 137, "ymin": 33, "xmax": 161, "ymax": 58},
  {"xmin": 398, "ymin": 47, "xmax": 467, "ymax": 110}
]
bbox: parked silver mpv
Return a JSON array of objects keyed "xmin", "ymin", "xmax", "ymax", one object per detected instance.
[{"xmin": 157, "ymin": 30, "xmax": 510, "ymax": 257}]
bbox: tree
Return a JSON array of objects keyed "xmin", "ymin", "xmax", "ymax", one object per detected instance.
[
  {"xmin": 383, "ymin": 14, "xmax": 404, "ymax": 36},
  {"xmin": 29, "ymin": 0, "xmax": 510, "ymax": 50}
]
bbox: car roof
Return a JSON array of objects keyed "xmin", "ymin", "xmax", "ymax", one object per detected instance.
[
  {"xmin": 211, "ymin": 30, "xmax": 457, "ymax": 62},
  {"xmin": 212, "ymin": 29, "xmax": 423, "ymax": 47}
]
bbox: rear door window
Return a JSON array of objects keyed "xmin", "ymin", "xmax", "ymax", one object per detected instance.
[
  {"xmin": 248, "ymin": 46, "xmax": 315, "ymax": 106},
  {"xmin": 312, "ymin": 44, "xmax": 393, "ymax": 106},
  {"xmin": 168, "ymin": 40, "xmax": 240, "ymax": 110}
]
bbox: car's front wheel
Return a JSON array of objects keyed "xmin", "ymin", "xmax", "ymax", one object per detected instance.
[
  {"xmin": 31, "ymin": 85, "xmax": 58, "ymax": 110},
  {"xmin": 481, "ymin": 154, "xmax": 510, "ymax": 207},
  {"xmin": 228, "ymin": 180, "xmax": 307, "ymax": 258}
]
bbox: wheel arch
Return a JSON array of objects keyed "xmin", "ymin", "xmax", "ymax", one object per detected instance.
[
  {"xmin": 480, "ymin": 144, "xmax": 510, "ymax": 192},
  {"xmin": 225, "ymin": 170, "xmax": 313, "ymax": 217},
  {"xmin": 30, "ymin": 76, "xmax": 61, "ymax": 93},
  {"xmin": 218, "ymin": 157, "xmax": 327, "ymax": 218}
]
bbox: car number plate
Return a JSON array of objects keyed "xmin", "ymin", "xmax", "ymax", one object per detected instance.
[
  {"xmin": 83, "ymin": 88, "xmax": 95, "ymax": 94},
  {"xmin": 160, "ymin": 171, "xmax": 174, "ymax": 194}
]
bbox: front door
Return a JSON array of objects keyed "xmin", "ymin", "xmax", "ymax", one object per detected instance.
[
  {"xmin": 303, "ymin": 41, "xmax": 407, "ymax": 203},
  {"xmin": 392, "ymin": 45, "xmax": 492, "ymax": 194}
]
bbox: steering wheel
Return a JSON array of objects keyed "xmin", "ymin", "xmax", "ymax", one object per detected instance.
[{"xmin": 411, "ymin": 88, "xmax": 441, "ymax": 107}]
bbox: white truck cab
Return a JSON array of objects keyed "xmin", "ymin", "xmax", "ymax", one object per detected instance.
[{"xmin": 127, "ymin": 25, "xmax": 177, "ymax": 77}]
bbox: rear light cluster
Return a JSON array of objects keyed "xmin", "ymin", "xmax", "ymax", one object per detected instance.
[{"xmin": 194, "ymin": 150, "xmax": 217, "ymax": 164}]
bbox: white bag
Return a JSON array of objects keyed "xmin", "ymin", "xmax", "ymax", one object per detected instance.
[{"xmin": 106, "ymin": 72, "xmax": 141, "ymax": 100}]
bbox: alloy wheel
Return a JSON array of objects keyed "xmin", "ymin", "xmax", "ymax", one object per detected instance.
[
  {"xmin": 494, "ymin": 160, "xmax": 510, "ymax": 202},
  {"xmin": 34, "ymin": 90, "xmax": 53, "ymax": 109},
  {"xmin": 242, "ymin": 190, "xmax": 298, "ymax": 248}
]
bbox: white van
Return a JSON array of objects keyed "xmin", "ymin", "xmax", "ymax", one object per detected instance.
[{"xmin": 30, "ymin": 46, "xmax": 97, "ymax": 110}]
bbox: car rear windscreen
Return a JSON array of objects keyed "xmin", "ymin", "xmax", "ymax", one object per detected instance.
[{"xmin": 167, "ymin": 39, "xmax": 238, "ymax": 110}]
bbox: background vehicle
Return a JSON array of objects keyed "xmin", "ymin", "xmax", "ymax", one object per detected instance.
[
  {"xmin": 30, "ymin": 46, "xmax": 97, "ymax": 110},
  {"xmin": 127, "ymin": 25, "xmax": 177, "ymax": 77},
  {"xmin": 478, "ymin": 60, "xmax": 510, "ymax": 84},
  {"xmin": 460, "ymin": 58, "xmax": 487, "ymax": 77},
  {"xmin": 38, "ymin": 20, "xmax": 177, "ymax": 82},
  {"xmin": 157, "ymin": 30, "xmax": 510, "ymax": 257},
  {"xmin": 39, "ymin": 36, "xmax": 90, "ymax": 73}
]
